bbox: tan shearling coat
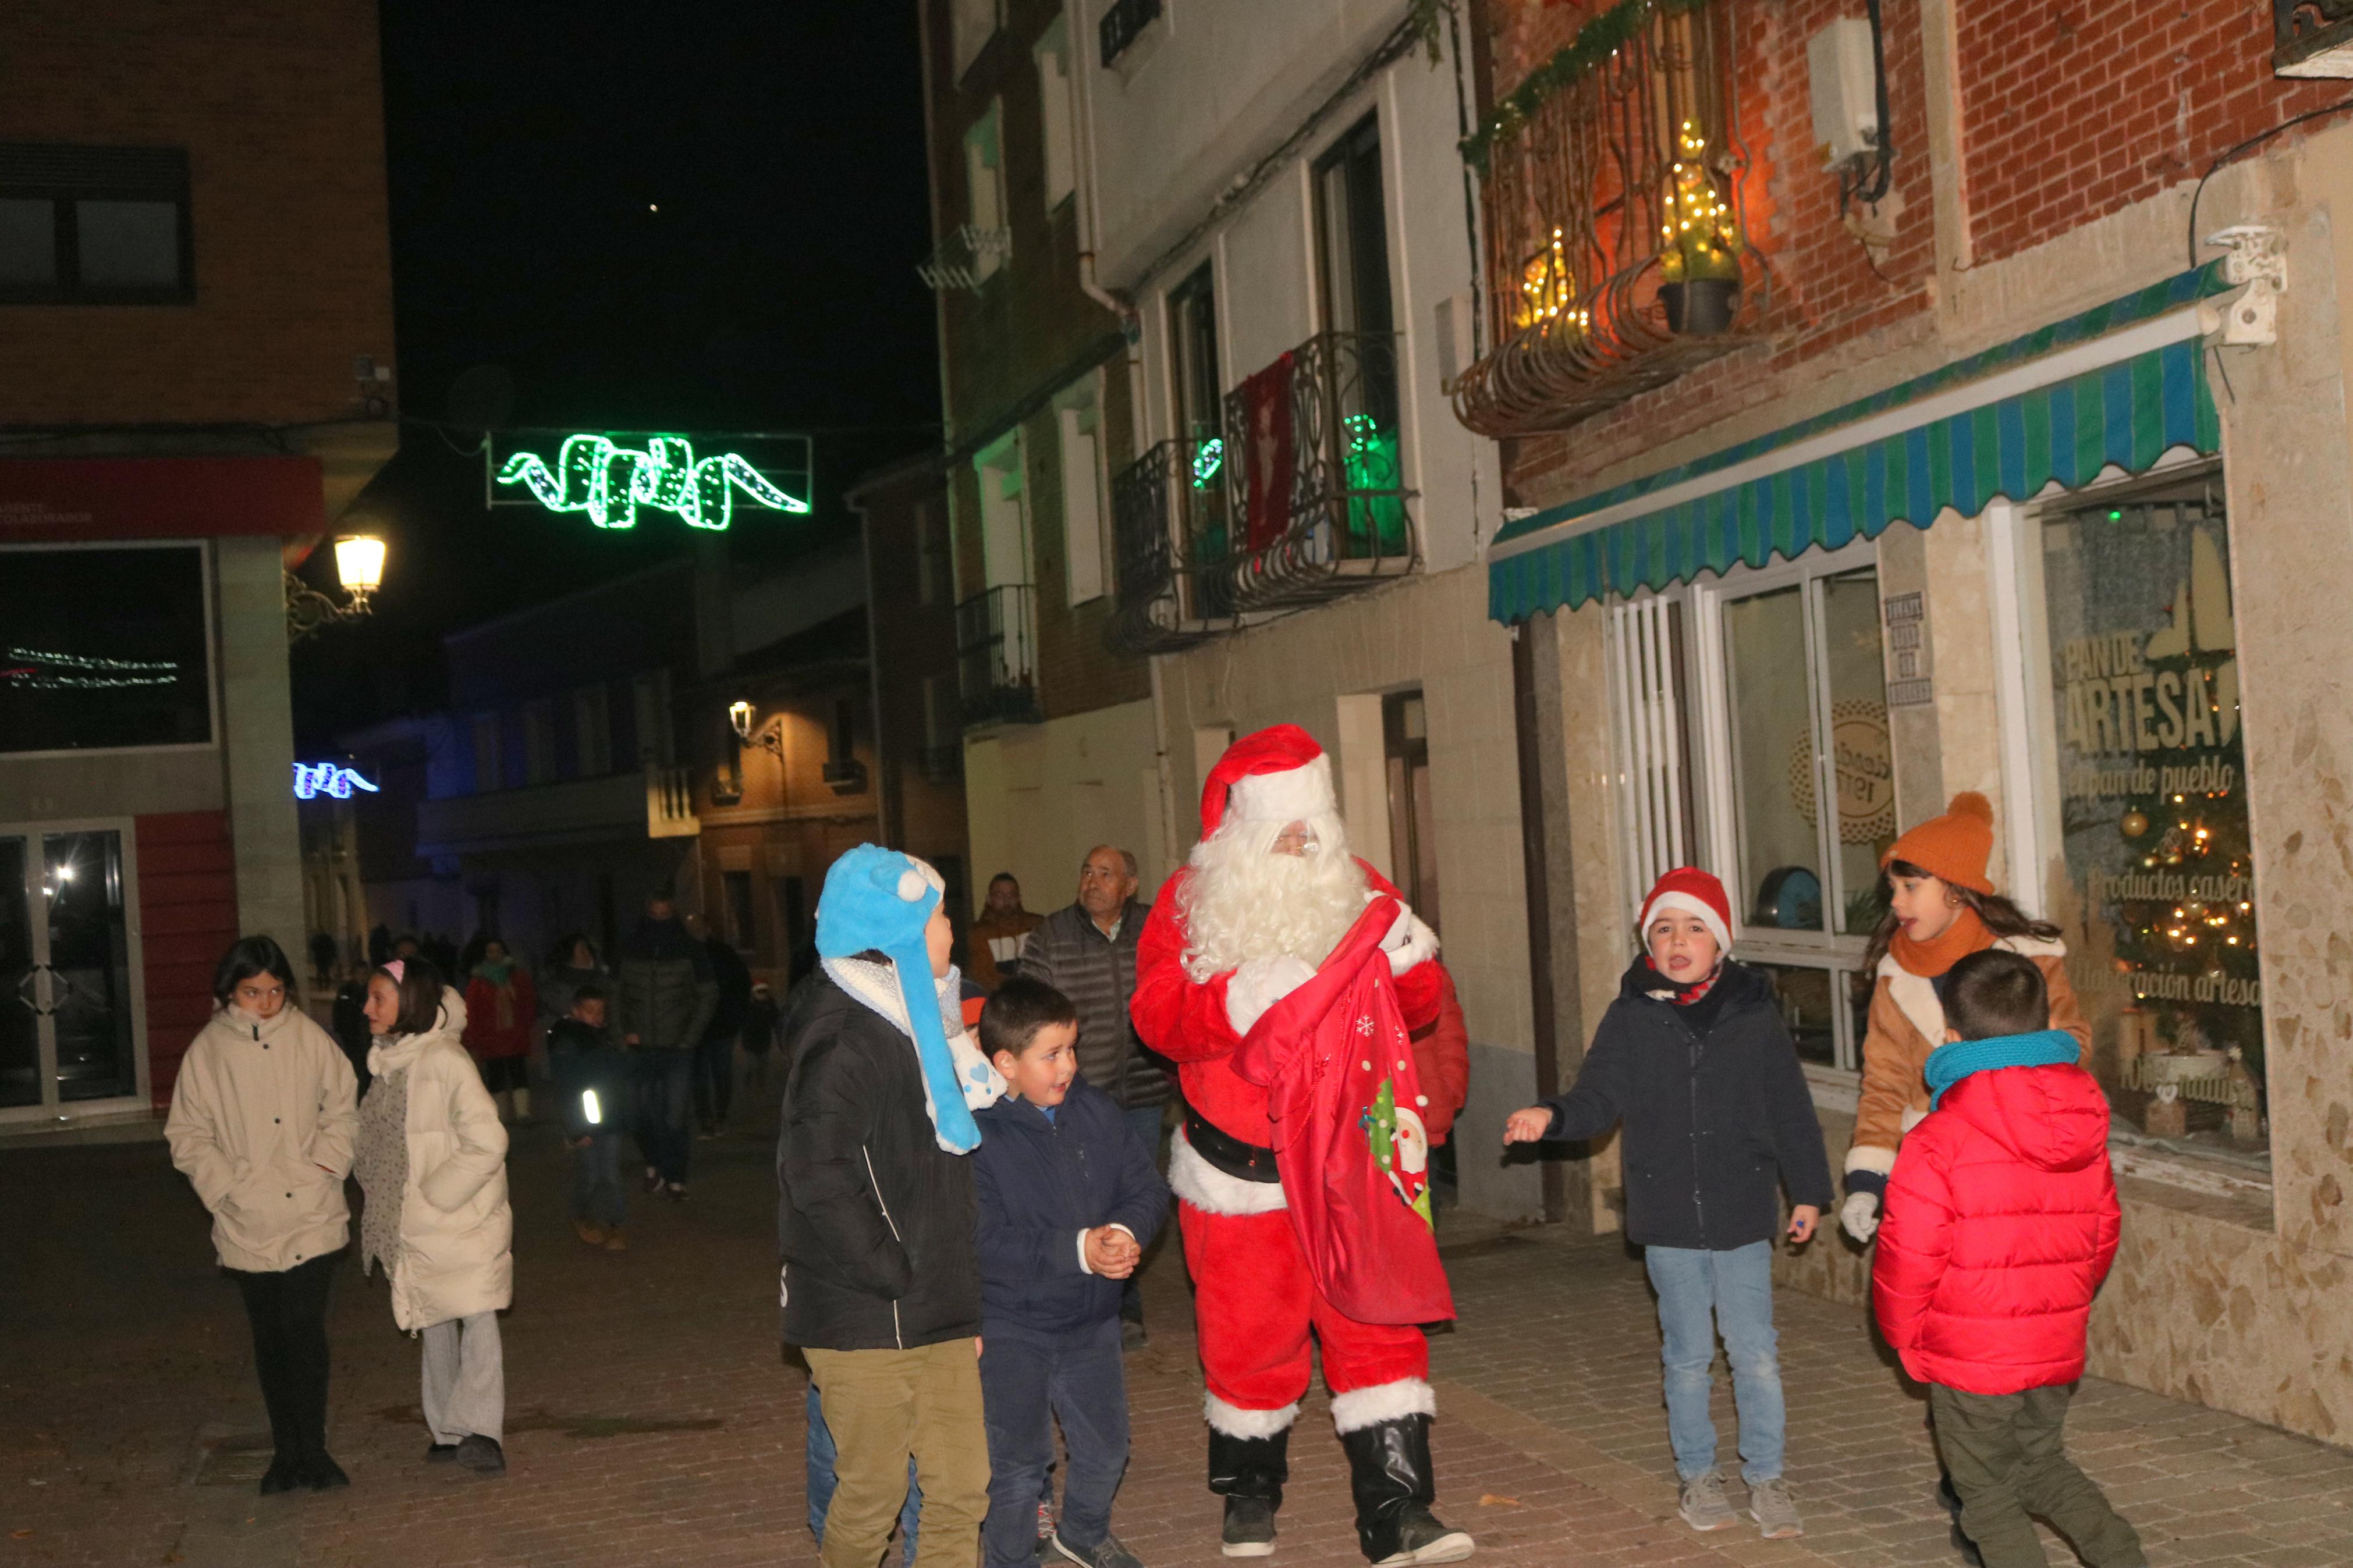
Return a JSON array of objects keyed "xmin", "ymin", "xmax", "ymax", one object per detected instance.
[{"xmin": 1846, "ymin": 936, "xmax": 2091, "ymax": 1179}]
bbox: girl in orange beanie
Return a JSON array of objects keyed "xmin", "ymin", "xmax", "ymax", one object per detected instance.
[{"xmin": 1839, "ymin": 792, "xmax": 2091, "ymax": 1247}]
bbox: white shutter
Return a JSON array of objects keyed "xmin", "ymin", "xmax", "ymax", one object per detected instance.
[
  {"xmin": 1059, "ymin": 407, "xmax": 1103, "ymax": 605},
  {"xmin": 1607, "ymin": 595, "xmax": 1691, "ymax": 926}
]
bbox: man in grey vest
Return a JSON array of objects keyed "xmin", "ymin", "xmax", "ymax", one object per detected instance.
[{"xmin": 1018, "ymin": 845, "xmax": 1170, "ymax": 1349}]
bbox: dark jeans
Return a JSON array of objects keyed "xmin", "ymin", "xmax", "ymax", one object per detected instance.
[
  {"xmin": 634, "ymin": 1048, "xmax": 693, "ymax": 1184},
  {"xmin": 1930, "ymin": 1383, "xmax": 2146, "ymax": 1568},
  {"xmin": 226, "ymin": 1250, "xmax": 340, "ymax": 1465},
  {"xmin": 692, "ymin": 1033, "xmax": 735, "ymax": 1128},
  {"xmin": 805, "ymin": 1380, "xmax": 918, "ymax": 1563},
  {"xmin": 573, "ymin": 1130, "xmax": 626, "ymax": 1227},
  {"xmin": 981, "ymin": 1318, "xmax": 1129, "ymax": 1567}
]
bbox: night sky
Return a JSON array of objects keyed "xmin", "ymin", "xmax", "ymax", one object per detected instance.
[{"xmin": 292, "ymin": 2, "xmax": 937, "ymax": 746}]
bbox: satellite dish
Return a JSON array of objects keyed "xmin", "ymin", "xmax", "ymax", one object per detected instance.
[{"xmin": 446, "ymin": 363, "xmax": 516, "ymax": 431}]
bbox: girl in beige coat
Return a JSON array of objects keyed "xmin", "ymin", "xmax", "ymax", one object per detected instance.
[
  {"xmin": 165, "ymin": 936, "xmax": 358, "ymax": 1495},
  {"xmin": 356, "ymin": 959, "xmax": 514, "ymax": 1475}
]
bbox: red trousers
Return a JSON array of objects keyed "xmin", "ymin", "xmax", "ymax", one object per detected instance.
[{"xmin": 1179, "ymin": 1201, "xmax": 1429, "ymax": 1418}]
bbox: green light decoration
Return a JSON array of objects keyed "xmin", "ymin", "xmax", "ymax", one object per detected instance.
[
  {"xmin": 495, "ymin": 435, "xmax": 811, "ymax": 531},
  {"xmin": 1191, "ymin": 437, "xmax": 1225, "ymax": 489}
]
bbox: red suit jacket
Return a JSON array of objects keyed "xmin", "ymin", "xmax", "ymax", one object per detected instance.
[{"xmin": 1131, "ymin": 861, "xmax": 1446, "ymax": 1149}]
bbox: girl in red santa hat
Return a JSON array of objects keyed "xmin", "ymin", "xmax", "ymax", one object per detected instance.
[
  {"xmin": 1504, "ymin": 867, "xmax": 1833, "ymax": 1541},
  {"xmin": 1131, "ymin": 724, "xmax": 1471, "ymax": 1566}
]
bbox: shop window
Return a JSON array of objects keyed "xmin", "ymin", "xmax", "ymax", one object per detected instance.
[
  {"xmin": 1606, "ymin": 542, "xmax": 1894, "ymax": 1072},
  {"xmin": 2031, "ymin": 471, "xmax": 2265, "ymax": 1152},
  {"xmin": 0, "ymin": 543, "xmax": 212, "ymax": 753}
]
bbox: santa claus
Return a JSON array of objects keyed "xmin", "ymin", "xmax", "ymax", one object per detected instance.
[{"xmin": 1132, "ymin": 725, "xmax": 1472, "ymax": 1566}]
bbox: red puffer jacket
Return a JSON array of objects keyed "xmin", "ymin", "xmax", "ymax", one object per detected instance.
[{"xmin": 1871, "ymin": 1061, "xmax": 2120, "ymax": 1395}]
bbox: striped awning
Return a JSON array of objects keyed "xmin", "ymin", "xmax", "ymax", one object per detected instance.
[{"xmin": 1487, "ymin": 264, "xmax": 2233, "ymax": 623}]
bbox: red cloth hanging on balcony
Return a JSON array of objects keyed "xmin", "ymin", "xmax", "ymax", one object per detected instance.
[{"xmin": 1240, "ymin": 352, "xmax": 1295, "ymax": 553}]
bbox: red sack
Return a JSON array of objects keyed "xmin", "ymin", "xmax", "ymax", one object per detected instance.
[{"xmin": 1233, "ymin": 897, "xmax": 1455, "ymax": 1326}]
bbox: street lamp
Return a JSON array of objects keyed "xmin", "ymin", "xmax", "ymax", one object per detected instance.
[
  {"xmin": 729, "ymin": 699, "xmax": 783, "ymax": 758},
  {"xmin": 287, "ymin": 534, "xmax": 388, "ymax": 641}
]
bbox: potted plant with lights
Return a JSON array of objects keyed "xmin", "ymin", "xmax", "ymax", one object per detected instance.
[{"xmin": 1658, "ymin": 121, "xmax": 1742, "ymax": 336}]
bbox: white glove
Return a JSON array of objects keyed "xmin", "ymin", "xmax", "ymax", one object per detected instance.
[
  {"xmin": 1840, "ymin": 1192, "xmax": 1882, "ymax": 1243},
  {"xmin": 1226, "ymin": 954, "xmax": 1317, "ymax": 1036},
  {"xmin": 1379, "ymin": 902, "xmax": 1439, "ymax": 977}
]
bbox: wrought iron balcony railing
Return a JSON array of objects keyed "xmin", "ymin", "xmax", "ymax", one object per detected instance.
[
  {"xmin": 1106, "ymin": 436, "xmax": 1241, "ymax": 655},
  {"xmin": 954, "ymin": 583, "xmax": 1041, "ymax": 727},
  {"xmin": 1217, "ymin": 329, "xmax": 1417, "ymax": 611},
  {"xmin": 917, "ymin": 224, "xmax": 1012, "ymax": 293},
  {"xmin": 1453, "ymin": 1, "xmax": 1768, "ymax": 438}
]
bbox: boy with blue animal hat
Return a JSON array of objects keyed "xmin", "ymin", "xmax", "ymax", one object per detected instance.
[{"xmin": 778, "ymin": 845, "xmax": 1007, "ymax": 1568}]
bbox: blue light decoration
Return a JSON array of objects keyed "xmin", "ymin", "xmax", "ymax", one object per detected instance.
[
  {"xmin": 294, "ymin": 763, "xmax": 378, "ymax": 800},
  {"xmin": 490, "ymin": 432, "xmax": 814, "ymax": 531}
]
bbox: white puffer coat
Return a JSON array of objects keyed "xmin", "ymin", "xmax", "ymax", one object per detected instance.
[
  {"xmin": 165, "ymin": 1002, "xmax": 358, "ymax": 1272},
  {"xmin": 363, "ymin": 989, "xmax": 513, "ymax": 1331}
]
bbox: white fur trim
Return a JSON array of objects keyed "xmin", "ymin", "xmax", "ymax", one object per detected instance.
[
  {"xmin": 1641, "ymin": 890, "xmax": 1732, "ymax": 956},
  {"xmin": 1381, "ymin": 905, "xmax": 1440, "ymax": 975},
  {"xmin": 1844, "ymin": 1143, "xmax": 1898, "ymax": 1177},
  {"xmin": 1206, "ymin": 1392, "xmax": 1301, "ymax": 1438},
  {"xmin": 1330, "ymin": 1377, "xmax": 1436, "ymax": 1434},
  {"xmin": 1226, "ymin": 954, "xmax": 1316, "ymax": 1036},
  {"xmin": 1884, "ymin": 968, "xmax": 1947, "ymax": 1053},
  {"xmin": 1169, "ymin": 1127, "xmax": 1288, "ymax": 1215},
  {"xmin": 1900, "ymin": 1105, "xmax": 1929, "ymax": 1133},
  {"xmin": 1228, "ymin": 753, "xmax": 1337, "ymax": 827}
]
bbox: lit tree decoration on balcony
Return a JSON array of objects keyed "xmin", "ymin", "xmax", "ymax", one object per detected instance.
[
  {"xmin": 496, "ymin": 434, "xmax": 812, "ymax": 531},
  {"xmin": 1658, "ymin": 120, "xmax": 1742, "ymax": 286},
  {"xmin": 1517, "ymin": 227, "xmax": 1585, "ymax": 332}
]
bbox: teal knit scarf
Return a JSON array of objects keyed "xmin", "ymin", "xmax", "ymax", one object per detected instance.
[{"xmin": 1923, "ymin": 1029, "xmax": 2078, "ymax": 1108}]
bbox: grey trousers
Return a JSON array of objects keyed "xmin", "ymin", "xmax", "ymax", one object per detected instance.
[{"xmin": 421, "ymin": 1311, "xmax": 505, "ymax": 1445}]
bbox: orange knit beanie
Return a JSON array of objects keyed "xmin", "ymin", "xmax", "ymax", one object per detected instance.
[{"xmin": 1880, "ymin": 791, "xmax": 1996, "ymax": 894}]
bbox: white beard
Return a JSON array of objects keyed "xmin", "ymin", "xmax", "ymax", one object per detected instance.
[{"xmin": 1179, "ymin": 810, "xmax": 1368, "ymax": 981}]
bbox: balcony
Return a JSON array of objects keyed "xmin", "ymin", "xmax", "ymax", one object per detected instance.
[
  {"xmin": 1451, "ymin": 1, "xmax": 1769, "ymax": 438},
  {"xmin": 955, "ymin": 583, "xmax": 1041, "ymax": 727},
  {"xmin": 1107, "ymin": 436, "xmax": 1241, "ymax": 654},
  {"xmin": 416, "ymin": 765, "xmax": 698, "ymax": 857},
  {"xmin": 917, "ymin": 224, "xmax": 1012, "ymax": 293}
]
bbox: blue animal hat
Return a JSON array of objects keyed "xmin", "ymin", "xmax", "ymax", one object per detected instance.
[{"xmin": 816, "ymin": 844, "xmax": 977, "ymax": 1153}]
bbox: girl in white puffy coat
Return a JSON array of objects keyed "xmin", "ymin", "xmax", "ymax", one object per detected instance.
[{"xmin": 355, "ymin": 959, "xmax": 514, "ymax": 1475}]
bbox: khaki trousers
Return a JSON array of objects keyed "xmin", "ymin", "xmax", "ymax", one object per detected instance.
[
  {"xmin": 808, "ymin": 1338, "xmax": 990, "ymax": 1568},
  {"xmin": 1931, "ymin": 1382, "xmax": 2146, "ymax": 1568}
]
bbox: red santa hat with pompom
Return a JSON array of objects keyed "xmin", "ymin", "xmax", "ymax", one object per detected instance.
[
  {"xmin": 1638, "ymin": 867, "xmax": 1736, "ymax": 955},
  {"xmin": 1198, "ymin": 724, "xmax": 1339, "ymax": 839}
]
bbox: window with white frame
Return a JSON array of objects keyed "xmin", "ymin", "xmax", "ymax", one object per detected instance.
[
  {"xmin": 1035, "ymin": 19, "xmax": 1077, "ymax": 211},
  {"xmin": 964, "ymin": 103, "xmax": 1006, "ymax": 284},
  {"xmin": 1057, "ymin": 393, "xmax": 1107, "ymax": 605},
  {"xmin": 1607, "ymin": 540, "xmax": 1895, "ymax": 1069}
]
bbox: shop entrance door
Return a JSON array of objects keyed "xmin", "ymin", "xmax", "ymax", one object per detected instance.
[{"xmin": 0, "ymin": 825, "xmax": 143, "ymax": 1116}]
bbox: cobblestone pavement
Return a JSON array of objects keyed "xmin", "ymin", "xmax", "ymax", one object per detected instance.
[{"xmin": 5, "ymin": 1107, "xmax": 2352, "ymax": 1568}]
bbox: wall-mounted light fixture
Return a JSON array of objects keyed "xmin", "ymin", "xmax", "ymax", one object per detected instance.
[
  {"xmin": 286, "ymin": 534, "xmax": 388, "ymax": 642},
  {"xmin": 730, "ymin": 699, "xmax": 784, "ymax": 759}
]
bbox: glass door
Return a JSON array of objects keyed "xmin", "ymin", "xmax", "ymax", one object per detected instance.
[{"xmin": 0, "ymin": 825, "xmax": 141, "ymax": 1113}]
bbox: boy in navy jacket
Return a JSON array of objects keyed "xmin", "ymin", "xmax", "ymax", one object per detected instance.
[{"xmin": 973, "ymin": 977, "xmax": 1170, "ymax": 1568}]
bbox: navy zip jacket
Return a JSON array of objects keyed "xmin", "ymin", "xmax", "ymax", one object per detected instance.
[
  {"xmin": 548, "ymin": 1018, "xmax": 631, "ymax": 1140},
  {"xmin": 971, "ymin": 1078, "xmax": 1170, "ymax": 1343},
  {"xmin": 1536, "ymin": 958, "xmax": 1834, "ymax": 1251}
]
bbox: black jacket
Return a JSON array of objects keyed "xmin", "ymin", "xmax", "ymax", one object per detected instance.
[
  {"xmin": 1018, "ymin": 901, "xmax": 1169, "ymax": 1110},
  {"xmin": 1537, "ymin": 959, "xmax": 1834, "ymax": 1251},
  {"xmin": 971, "ymin": 1080, "xmax": 1169, "ymax": 1343},
  {"xmin": 703, "ymin": 937, "xmax": 753, "ymax": 1044},
  {"xmin": 776, "ymin": 973, "xmax": 982, "ymax": 1350},
  {"xmin": 548, "ymin": 1018, "xmax": 632, "ymax": 1140},
  {"xmin": 615, "ymin": 917, "xmax": 719, "ymax": 1053}
]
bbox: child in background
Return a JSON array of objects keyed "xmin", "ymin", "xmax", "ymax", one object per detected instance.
[
  {"xmin": 1505, "ymin": 868, "xmax": 1832, "ymax": 1540},
  {"xmin": 1872, "ymin": 950, "xmax": 2143, "ymax": 1568},
  {"xmin": 549, "ymin": 983, "xmax": 630, "ymax": 1251},
  {"xmin": 971, "ymin": 977, "xmax": 1169, "ymax": 1568}
]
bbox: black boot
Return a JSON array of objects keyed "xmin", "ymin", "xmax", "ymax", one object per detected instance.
[
  {"xmin": 1337, "ymin": 1416, "xmax": 1473, "ymax": 1566},
  {"xmin": 1208, "ymin": 1427, "xmax": 1288, "ymax": 1558}
]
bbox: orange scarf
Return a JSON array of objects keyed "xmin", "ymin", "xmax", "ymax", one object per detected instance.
[{"xmin": 1887, "ymin": 906, "xmax": 1992, "ymax": 977}]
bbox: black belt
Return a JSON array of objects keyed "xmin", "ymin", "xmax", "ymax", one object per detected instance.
[{"xmin": 1182, "ymin": 1101, "xmax": 1281, "ymax": 1185}]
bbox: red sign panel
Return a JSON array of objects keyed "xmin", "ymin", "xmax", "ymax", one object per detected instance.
[{"xmin": 0, "ymin": 457, "xmax": 325, "ymax": 541}]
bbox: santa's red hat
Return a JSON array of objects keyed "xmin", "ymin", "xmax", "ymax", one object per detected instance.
[
  {"xmin": 1639, "ymin": 867, "xmax": 1734, "ymax": 954},
  {"xmin": 1199, "ymin": 724, "xmax": 1338, "ymax": 838}
]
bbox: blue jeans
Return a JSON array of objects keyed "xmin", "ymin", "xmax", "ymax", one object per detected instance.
[
  {"xmin": 1119, "ymin": 1104, "xmax": 1164, "ymax": 1325},
  {"xmin": 1644, "ymin": 1239, "xmax": 1785, "ymax": 1484},
  {"xmin": 981, "ymin": 1319, "xmax": 1128, "ymax": 1567},
  {"xmin": 572, "ymin": 1131, "xmax": 626, "ymax": 1228},
  {"xmin": 635, "ymin": 1049, "xmax": 693, "ymax": 1185},
  {"xmin": 806, "ymin": 1380, "xmax": 918, "ymax": 1561}
]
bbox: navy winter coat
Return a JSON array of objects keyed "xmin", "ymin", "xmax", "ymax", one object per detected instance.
[
  {"xmin": 970, "ymin": 1078, "xmax": 1169, "ymax": 1343},
  {"xmin": 548, "ymin": 1018, "xmax": 631, "ymax": 1140},
  {"xmin": 1536, "ymin": 959, "xmax": 1834, "ymax": 1251}
]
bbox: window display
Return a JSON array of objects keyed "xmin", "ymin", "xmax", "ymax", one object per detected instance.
[{"xmin": 0, "ymin": 545, "xmax": 211, "ymax": 754}]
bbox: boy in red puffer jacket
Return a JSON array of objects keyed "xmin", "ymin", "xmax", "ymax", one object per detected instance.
[{"xmin": 1872, "ymin": 950, "xmax": 2145, "ymax": 1568}]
